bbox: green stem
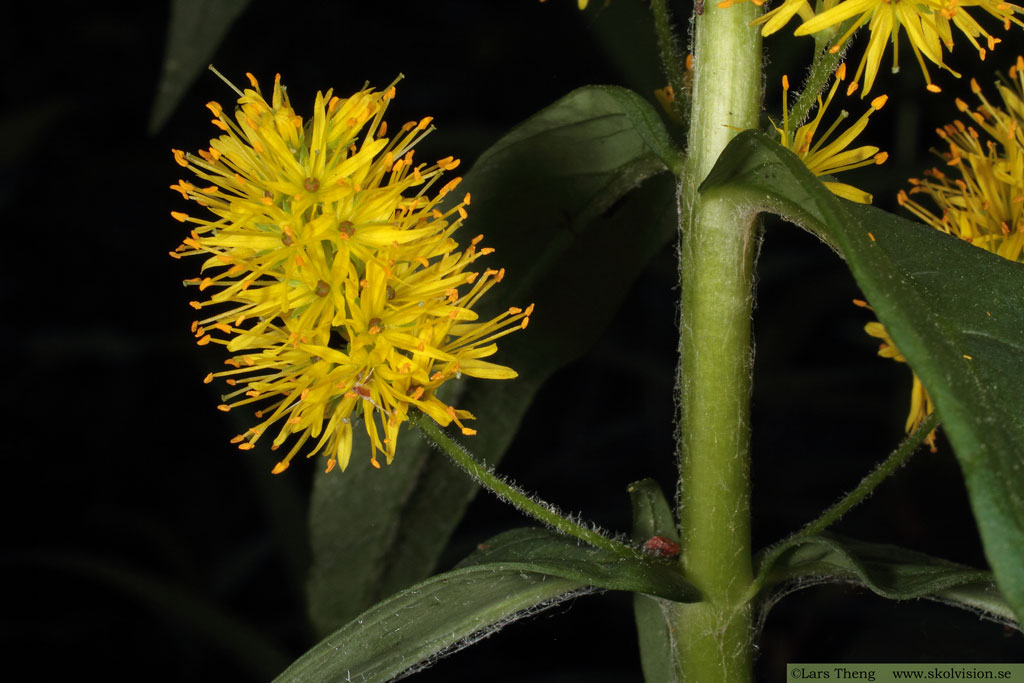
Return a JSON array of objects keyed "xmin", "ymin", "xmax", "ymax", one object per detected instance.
[
  {"xmin": 746, "ymin": 412, "xmax": 941, "ymax": 600},
  {"xmin": 673, "ymin": 1, "xmax": 763, "ymax": 681},
  {"xmin": 786, "ymin": 19, "xmax": 857, "ymax": 130},
  {"xmin": 650, "ymin": 0, "xmax": 691, "ymax": 128},
  {"xmin": 787, "ymin": 42, "xmax": 843, "ymax": 131},
  {"xmin": 412, "ymin": 413, "xmax": 639, "ymax": 561}
]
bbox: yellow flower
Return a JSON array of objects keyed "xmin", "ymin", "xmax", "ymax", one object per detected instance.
[
  {"xmin": 717, "ymin": 0, "xmax": 816, "ymax": 36},
  {"xmin": 170, "ymin": 72, "xmax": 531, "ymax": 473},
  {"xmin": 898, "ymin": 57, "xmax": 1024, "ymax": 262},
  {"xmin": 775, "ymin": 63, "xmax": 889, "ymax": 203},
  {"xmin": 854, "ymin": 300, "xmax": 938, "ymax": 450},
  {"xmin": 722, "ymin": 0, "xmax": 1024, "ymax": 96},
  {"xmin": 862, "ymin": 56, "xmax": 1024, "ymax": 450},
  {"xmin": 794, "ymin": 0, "xmax": 1024, "ymax": 96}
]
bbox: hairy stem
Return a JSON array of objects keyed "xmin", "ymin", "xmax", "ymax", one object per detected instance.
[
  {"xmin": 673, "ymin": 1, "xmax": 763, "ymax": 681},
  {"xmin": 413, "ymin": 413, "xmax": 639, "ymax": 560},
  {"xmin": 787, "ymin": 42, "xmax": 843, "ymax": 130}
]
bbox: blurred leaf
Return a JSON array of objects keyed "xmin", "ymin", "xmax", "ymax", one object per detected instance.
[
  {"xmin": 308, "ymin": 86, "xmax": 678, "ymax": 634},
  {"xmin": 279, "ymin": 525, "xmax": 696, "ymax": 683},
  {"xmin": 148, "ymin": 0, "xmax": 252, "ymax": 133},
  {"xmin": 6, "ymin": 551, "xmax": 289, "ymax": 678},
  {"xmin": 756, "ymin": 534, "xmax": 1018, "ymax": 628},
  {"xmin": 629, "ymin": 479, "xmax": 683, "ymax": 683},
  {"xmin": 585, "ymin": 1, "xmax": 670, "ymax": 121},
  {"xmin": 702, "ymin": 129, "xmax": 1024, "ymax": 624}
]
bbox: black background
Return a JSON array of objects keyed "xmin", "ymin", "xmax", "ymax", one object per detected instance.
[{"xmin": 3, "ymin": 1, "xmax": 1022, "ymax": 681}]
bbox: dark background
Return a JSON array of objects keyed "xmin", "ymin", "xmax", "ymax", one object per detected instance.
[{"xmin": 2, "ymin": 1, "xmax": 1022, "ymax": 681}]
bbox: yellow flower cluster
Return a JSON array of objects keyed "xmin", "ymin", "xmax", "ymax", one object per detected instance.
[
  {"xmin": 170, "ymin": 73, "xmax": 531, "ymax": 474},
  {"xmin": 775, "ymin": 63, "xmax": 889, "ymax": 203},
  {"xmin": 899, "ymin": 57, "xmax": 1024, "ymax": 262},
  {"xmin": 720, "ymin": 0, "xmax": 1024, "ymax": 95},
  {"xmin": 864, "ymin": 56, "xmax": 1024, "ymax": 449}
]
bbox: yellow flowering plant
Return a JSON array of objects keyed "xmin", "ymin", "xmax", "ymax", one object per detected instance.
[
  {"xmin": 170, "ymin": 71, "xmax": 532, "ymax": 474},
  {"xmin": 157, "ymin": 1, "xmax": 1024, "ymax": 680}
]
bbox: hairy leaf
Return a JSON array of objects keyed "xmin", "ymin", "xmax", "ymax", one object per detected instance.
[{"xmin": 281, "ymin": 525, "xmax": 696, "ymax": 682}]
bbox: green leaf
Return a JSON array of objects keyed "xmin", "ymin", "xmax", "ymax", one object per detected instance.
[
  {"xmin": 148, "ymin": 0, "xmax": 252, "ymax": 133},
  {"xmin": 6, "ymin": 551, "xmax": 289, "ymax": 678},
  {"xmin": 629, "ymin": 480, "xmax": 683, "ymax": 683},
  {"xmin": 590, "ymin": 86, "xmax": 683, "ymax": 175},
  {"xmin": 701, "ymin": 129, "xmax": 1024, "ymax": 625},
  {"xmin": 279, "ymin": 526, "xmax": 697, "ymax": 682},
  {"xmin": 756, "ymin": 534, "xmax": 1018, "ymax": 628},
  {"xmin": 307, "ymin": 86, "xmax": 678, "ymax": 634},
  {"xmin": 280, "ymin": 565, "xmax": 585, "ymax": 682},
  {"xmin": 459, "ymin": 527, "xmax": 697, "ymax": 602}
]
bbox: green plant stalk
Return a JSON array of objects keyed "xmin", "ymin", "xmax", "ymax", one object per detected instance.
[
  {"xmin": 650, "ymin": 0, "xmax": 691, "ymax": 127},
  {"xmin": 673, "ymin": 1, "xmax": 762, "ymax": 681},
  {"xmin": 747, "ymin": 412, "xmax": 941, "ymax": 600},
  {"xmin": 412, "ymin": 414, "xmax": 640, "ymax": 561},
  {"xmin": 787, "ymin": 40, "xmax": 842, "ymax": 131},
  {"xmin": 787, "ymin": 20, "xmax": 855, "ymax": 130}
]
